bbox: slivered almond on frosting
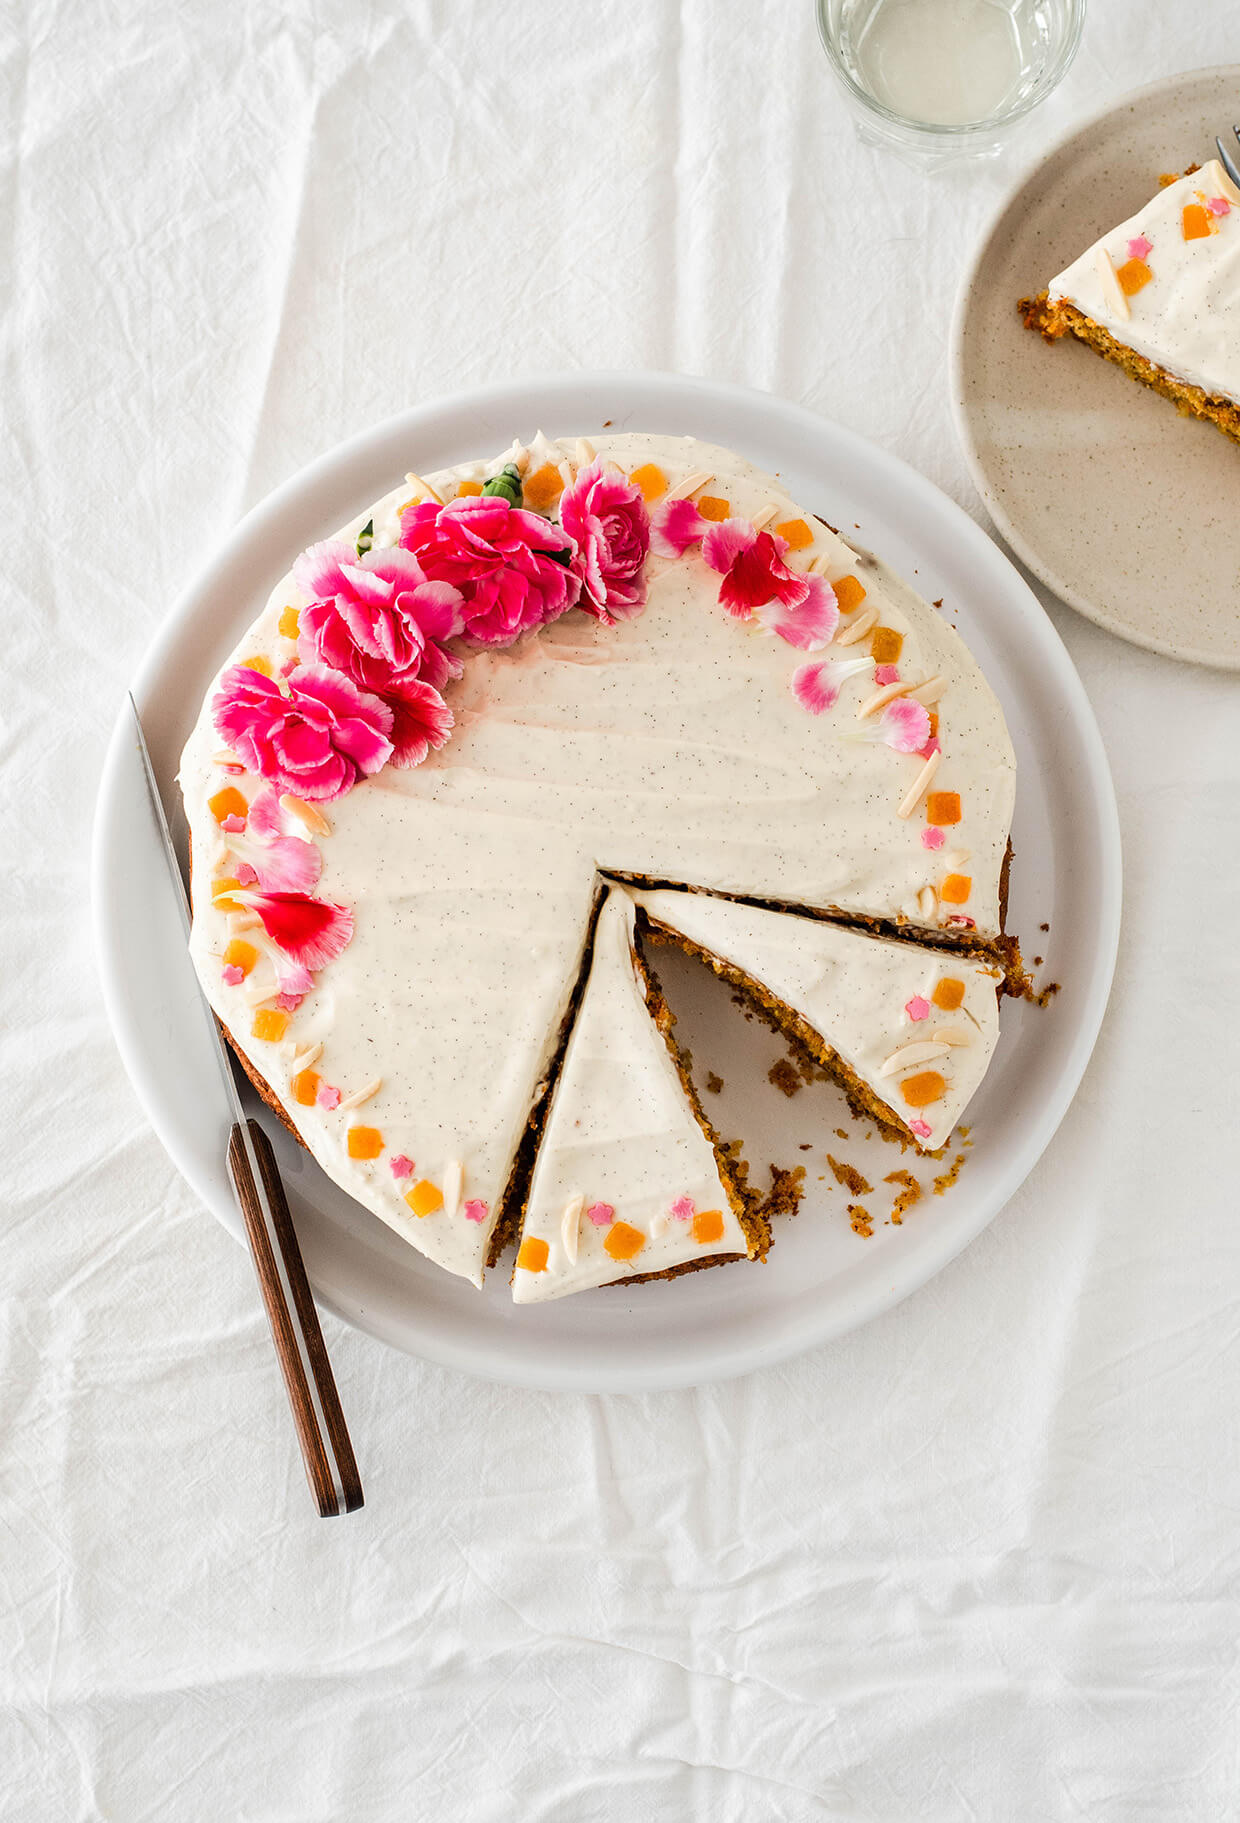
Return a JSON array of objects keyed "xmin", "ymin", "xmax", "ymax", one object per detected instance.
[
  {"xmin": 338, "ymin": 1078, "xmax": 382, "ymax": 1111},
  {"xmin": 280, "ymin": 794, "xmax": 332, "ymax": 836},
  {"xmin": 834, "ymin": 604, "xmax": 879, "ymax": 645},
  {"xmin": 560, "ymin": 1194, "xmax": 584, "ymax": 1264},
  {"xmin": 879, "ymin": 1039, "xmax": 953, "ymax": 1077}
]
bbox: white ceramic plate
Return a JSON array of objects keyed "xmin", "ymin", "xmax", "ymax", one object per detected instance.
[
  {"xmin": 952, "ymin": 65, "xmax": 1240, "ymax": 671},
  {"xmin": 93, "ymin": 372, "xmax": 1120, "ymax": 1392}
]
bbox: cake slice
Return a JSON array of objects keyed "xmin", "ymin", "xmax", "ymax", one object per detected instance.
[
  {"xmin": 511, "ymin": 887, "xmax": 760, "ymax": 1304},
  {"xmin": 630, "ymin": 887, "xmax": 1003, "ymax": 1153},
  {"xmin": 1020, "ymin": 158, "xmax": 1240, "ymax": 444}
]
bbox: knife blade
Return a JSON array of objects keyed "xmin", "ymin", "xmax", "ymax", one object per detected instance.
[{"xmin": 129, "ymin": 695, "xmax": 363, "ymax": 1518}]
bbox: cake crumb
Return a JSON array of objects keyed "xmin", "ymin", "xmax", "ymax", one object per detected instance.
[
  {"xmin": 705, "ymin": 1071, "xmax": 724, "ymax": 1095},
  {"xmin": 834, "ymin": 1127, "xmax": 849, "ymax": 1141},
  {"xmin": 932, "ymin": 597, "xmax": 944, "ymax": 610},
  {"xmin": 883, "ymin": 1169, "xmax": 921, "ymax": 1225},
  {"xmin": 758, "ymin": 1164, "xmax": 805, "ymax": 1222},
  {"xmin": 1040, "ymin": 922, "xmax": 1050, "ymax": 932},
  {"xmin": 932, "ymin": 1152, "xmax": 968, "ymax": 1196},
  {"xmin": 767, "ymin": 1058, "xmax": 803, "ymax": 1098},
  {"xmin": 798, "ymin": 1142, "xmax": 812, "ymax": 1151},
  {"xmin": 826, "ymin": 1153, "xmax": 872, "ymax": 1196},
  {"xmin": 848, "ymin": 1203, "xmax": 873, "ymax": 1238}
]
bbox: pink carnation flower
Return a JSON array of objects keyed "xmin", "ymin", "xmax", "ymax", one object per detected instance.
[
  {"xmin": 213, "ymin": 664, "xmax": 394, "ymax": 802},
  {"xmin": 399, "ymin": 495, "xmax": 580, "ymax": 646},
  {"xmin": 702, "ymin": 522, "xmax": 838, "ymax": 648},
  {"xmin": 559, "ymin": 459, "xmax": 650, "ymax": 622},
  {"xmin": 294, "ymin": 540, "xmax": 465, "ymax": 695}
]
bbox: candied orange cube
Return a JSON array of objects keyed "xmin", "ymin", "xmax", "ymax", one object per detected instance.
[
  {"xmin": 292, "ymin": 1070, "xmax": 320, "ymax": 1106},
  {"xmin": 629, "ymin": 463, "xmax": 667, "ymax": 502},
  {"xmin": 1182, "ymin": 204, "xmax": 1210, "ymax": 241},
  {"xmin": 278, "ymin": 606, "xmax": 300, "ymax": 640},
  {"xmin": 939, "ymin": 873, "xmax": 972, "ymax": 904},
  {"xmin": 775, "ymin": 517, "xmax": 813, "ymax": 551},
  {"xmin": 932, "ymin": 977, "xmax": 965, "ymax": 1011},
  {"xmin": 346, "ymin": 1126, "xmax": 383, "ymax": 1160},
  {"xmin": 603, "ymin": 1220, "xmax": 646, "ymax": 1262},
  {"xmin": 1116, "ymin": 257, "xmax": 1152, "ymax": 296},
  {"xmin": 833, "ymin": 574, "xmax": 867, "ymax": 615},
  {"xmin": 455, "ymin": 480, "xmax": 483, "ymax": 496},
  {"xmin": 211, "ymin": 876, "xmax": 243, "ymax": 912},
  {"xmin": 243, "ymin": 655, "xmax": 273, "ymax": 678},
  {"xmin": 926, "ymin": 791, "xmax": 961, "ymax": 826},
  {"xmin": 251, "ymin": 1008, "xmax": 289, "ymax": 1044},
  {"xmin": 870, "ymin": 626, "xmax": 904, "ymax": 665},
  {"xmin": 928, "ymin": 711, "xmax": 940, "ymax": 738},
  {"xmin": 691, "ymin": 1209, "xmax": 725, "ymax": 1245},
  {"xmin": 522, "ymin": 463, "xmax": 564, "ymax": 511},
  {"xmin": 222, "ymin": 939, "xmax": 258, "ymax": 976},
  {"xmin": 516, "ymin": 1236, "xmax": 549, "ymax": 1272},
  {"xmin": 901, "ymin": 1071, "xmax": 946, "ymax": 1108},
  {"xmin": 208, "ymin": 786, "xmax": 248, "ymax": 825},
  {"xmin": 406, "ymin": 1179, "xmax": 444, "ymax": 1217},
  {"xmin": 697, "ymin": 495, "xmax": 730, "ymax": 521}
]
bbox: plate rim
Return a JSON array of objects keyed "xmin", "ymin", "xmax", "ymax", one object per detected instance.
[
  {"xmin": 92, "ymin": 371, "xmax": 1122, "ymax": 1391},
  {"xmin": 949, "ymin": 62, "xmax": 1240, "ymax": 674}
]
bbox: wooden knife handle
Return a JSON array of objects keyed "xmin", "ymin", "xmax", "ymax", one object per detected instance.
[{"xmin": 227, "ymin": 1119, "xmax": 364, "ymax": 1517}]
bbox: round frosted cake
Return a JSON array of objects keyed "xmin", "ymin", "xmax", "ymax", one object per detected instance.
[{"xmin": 180, "ymin": 433, "xmax": 1017, "ymax": 1302}]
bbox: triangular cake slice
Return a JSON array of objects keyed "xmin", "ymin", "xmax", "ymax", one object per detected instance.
[
  {"xmin": 1020, "ymin": 157, "xmax": 1240, "ymax": 443},
  {"xmin": 630, "ymin": 888, "xmax": 1003, "ymax": 1153},
  {"xmin": 511, "ymin": 887, "xmax": 760, "ymax": 1305}
]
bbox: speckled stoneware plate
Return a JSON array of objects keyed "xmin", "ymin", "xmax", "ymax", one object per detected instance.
[
  {"xmin": 93, "ymin": 373, "xmax": 1120, "ymax": 1393},
  {"xmin": 953, "ymin": 65, "xmax": 1240, "ymax": 671}
]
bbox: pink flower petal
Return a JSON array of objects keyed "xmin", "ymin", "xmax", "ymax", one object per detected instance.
[
  {"xmin": 753, "ymin": 571, "xmax": 839, "ymax": 649},
  {"xmin": 909, "ymin": 1119, "xmax": 932, "ymax": 1139},
  {"xmin": 384, "ymin": 676, "xmax": 454, "ymax": 768},
  {"xmin": 389, "ymin": 1154, "xmax": 415, "ymax": 1179},
  {"xmin": 1128, "ymin": 234, "xmax": 1153, "ymax": 260},
  {"xmin": 235, "ymin": 890, "xmax": 354, "ymax": 971},
  {"xmin": 791, "ymin": 654, "xmax": 872, "ymax": 714},
  {"xmin": 221, "ymin": 964, "xmax": 244, "ymax": 986},
  {"xmin": 701, "ymin": 517, "xmax": 756, "ymax": 576},
  {"xmin": 874, "ymin": 665, "xmax": 899, "ymax": 687},
  {"xmin": 905, "ymin": 996, "xmax": 930, "ymax": 1022},
  {"xmin": 247, "ymin": 785, "xmax": 285, "ymax": 841},
  {"xmin": 586, "ymin": 1201, "xmax": 615, "ymax": 1226},
  {"xmin": 650, "ymin": 497, "xmax": 709, "ymax": 559},
  {"xmin": 317, "ymin": 1084, "xmax": 342, "ymax": 1110},
  {"xmin": 464, "ymin": 1199, "xmax": 489, "ymax": 1223},
  {"xmin": 918, "ymin": 735, "xmax": 942, "ymax": 761},
  {"xmin": 921, "ymin": 826, "xmax": 946, "ymax": 851},
  {"xmin": 880, "ymin": 697, "xmax": 931, "ymax": 754}
]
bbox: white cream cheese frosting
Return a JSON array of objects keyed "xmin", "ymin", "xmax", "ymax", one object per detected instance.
[
  {"xmin": 511, "ymin": 888, "xmax": 751, "ymax": 1304},
  {"xmin": 180, "ymin": 432, "xmax": 1016, "ymax": 1288},
  {"xmin": 1048, "ymin": 158, "xmax": 1240, "ymax": 401},
  {"xmin": 631, "ymin": 888, "xmax": 1002, "ymax": 1154}
]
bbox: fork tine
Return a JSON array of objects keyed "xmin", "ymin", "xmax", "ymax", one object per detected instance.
[{"xmin": 1215, "ymin": 132, "xmax": 1240, "ymax": 189}]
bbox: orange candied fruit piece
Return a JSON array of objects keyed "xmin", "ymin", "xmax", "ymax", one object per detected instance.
[
  {"xmin": 932, "ymin": 977, "xmax": 965, "ymax": 1011},
  {"xmin": 522, "ymin": 463, "xmax": 564, "ymax": 511},
  {"xmin": 603, "ymin": 1220, "xmax": 647, "ymax": 1262},
  {"xmin": 222, "ymin": 938, "xmax": 258, "ymax": 976},
  {"xmin": 832, "ymin": 574, "xmax": 867, "ymax": 615},
  {"xmin": 242, "ymin": 655, "xmax": 273, "ymax": 678},
  {"xmin": 516, "ymin": 1236, "xmax": 549, "ymax": 1273},
  {"xmin": 1115, "ymin": 257, "xmax": 1152, "ymax": 296},
  {"xmin": 629, "ymin": 463, "xmax": 667, "ymax": 502},
  {"xmin": 925, "ymin": 791, "xmax": 961, "ymax": 826},
  {"xmin": 927, "ymin": 710, "xmax": 940, "ymax": 739},
  {"xmin": 251, "ymin": 1007, "xmax": 289, "ymax": 1044},
  {"xmin": 346, "ymin": 1126, "xmax": 383, "ymax": 1160},
  {"xmin": 406, "ymin": 1179, "xmax": 444, "ymax": 1217},
  {"xmin": 455, "ymin": 480, "xmax": 483, "ymax": 497},
  {"xmin": 697, "ymin": 495, "xmax": 731, "ymax": 521},
  {"xmin": 1182, "ymin": 203, "xmax": 1210, "ymax": 241},
  {"xmin": 901, "ymin": 1071, "xmax": 946, "ymax": 1109},
  {"xmin": 939, "ymin": 873, "xmax": 972, "ymax": 905},
  {"xmin": 278, "ymin": 605, "xmax": 300, "ymax": 640},
  {"xmin": 208, "ymin": 785, "xmax": 248, "ymax": 825},
  {"xmin": 775, "ymin": 517, "xmax": 813, "ymax": 551},
  {"xmin": 691, "ymin": 1209, "xmax": 725, "ymax": 1245},
  {"xmin": 292, "ymin": 1069, "xmax": 320, "ymax": 1106},
  {"xmin": 211, "ymin": 876, "xmax": 243, "ymax": 912},
  {"xmin": 870, "ymin": 626, "xmax": 904, "ymax": 665}
]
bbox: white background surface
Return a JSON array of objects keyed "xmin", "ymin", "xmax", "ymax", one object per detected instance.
[{"xmin": 6, "ymin": 3, "xmax": 1240, "ymax": 1817}]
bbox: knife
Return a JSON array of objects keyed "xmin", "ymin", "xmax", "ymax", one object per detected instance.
[{"xmin": 129, "ymin": 695, "xmax": 363, "ymax": 1518}]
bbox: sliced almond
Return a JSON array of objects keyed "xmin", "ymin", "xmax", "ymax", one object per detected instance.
[
  {"xmin": 1094, "ymin": 246, "xmax": 1130, "ymax": 321},
  {"xmin": 560, "ymin": 1193, "xmax": 585, "ymax": 1264},
  {"xmin": 212, "ymin": 748, "xmax": 242, "ymax": 768},
  {"xmin": 404, "ymin": 470, "xmax": 444, "ymax": 506},
  {"xmin": 290, "ymin": 1041, "xmax": 323, "ymax": 1073},
  {"xmin": 917, "ymin": 885, "xmax": 939, "ymax": 921},
  {"xmin": 442, "ymin": 1159, "xmax": 464, "ymax": 1222},
  {"xmin": 226, "ymin": 911, "xmax": 263, "ymax": 935},
  {"xmin": 906, "ymin": 675, "xmax": 946, "ymax": 707},
  {"xmin": 834, "ymin": 604, "xmax": 879, "ymax": 646},
  {"xmin": 879, "ymin": 1039, "xmax": 952, "ymax": 1077},
  {"xmin": 574, "ymin": 438, "xmax": 596, "ymax": 467},
  {"xmin": 338, "ymin": 1077, "xmax": 382, "ymax": 1111},
  {"xmin": 750, "ymin": 503, "xmax": 779, "ymax": 530},
  {"xmin": 857, "ymin": 679, "xmax": 923, "ymax": 720},
  {"xmin": 280, "ymin": 794, "xmax": 332, "ymax": 837},
  {"xmin": 666, "ymin": 470, "xmax": 715, "ymax": 501},
  {"xmin": 930, "ymin": 1026, "xmax": 972, "ymax": 1047},
  {"xmin": 897, "ymin": 749, "xmax": 942, "ymax": 819}
]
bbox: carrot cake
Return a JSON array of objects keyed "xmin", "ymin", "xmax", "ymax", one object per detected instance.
[
  {"xmin": 179, "ymin": 431, "xmax": 1017, "ymax": 1296},
  {"xmin": 1020, "ymin": 158, "xmax": 1240, "ymax": 443}
]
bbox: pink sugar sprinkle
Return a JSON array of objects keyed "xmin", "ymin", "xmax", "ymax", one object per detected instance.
[
  {"xmin": 874, "ymin": 664, "xmax": 899, "ymax": 687},
  {"xmin": 235, "ymin": 862, "xmax": 259, "ymax": 886},
  {"xmin": 221, "ymin": 964, "xmax": 244, "ymax": 986},
  {"xmin": 921, "ymin": 826, "xmax": 946, "ymax": 850},
  {"xmin": 275, "ymin": 991, "xmax": 304, "ymax": 1012},
  {"xmin": 463, "ymin": 1199, "xmax": 489, "ymax": 1223},
  {"xmin": 905, "ymin": 996, "xmax": 931, "ymax": 1022},
  {"xmin": 220, "ymin": 813, "xmax": 246, "ymax": 833},
  {"xmin": 1208, "ymin": 196, "xmax": 1231, "ymax": 216},
  {"xmin": 669, "ymin": 1195, "xmax": 695, "ymax": 1221},
  {"xmin": 1128, "ymin": 234, "xmax": 1153, "ymax": 261},
  {"xmin": 909, "ymin": 1119, "xmax": 932, "ymax": 1139},
  {"xmin": 317, "ymin": 1084, "xmax": 341, "ymax": 1110},
  {"xmin": 586, "ymin": 1202, "xmax": 615, "ymax": 1227},
  {"xmin": 389, "ymin": 1154, "xmax": 415, "ymax": 1179}
]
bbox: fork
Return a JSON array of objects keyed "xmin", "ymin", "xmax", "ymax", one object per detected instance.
[{"xmin": 1214, "ymin": 127, "xmax": 1240, "ymax": 188}]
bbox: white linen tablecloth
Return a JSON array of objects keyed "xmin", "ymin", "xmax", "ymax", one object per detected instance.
[{"xmin": 6, "ymin": 3, "xmax": 1240, "ymax": 1816}]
